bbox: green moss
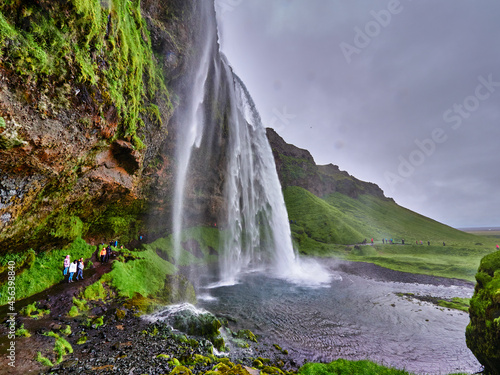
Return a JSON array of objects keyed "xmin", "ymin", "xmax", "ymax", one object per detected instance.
[
  {"xmin": 466, "ymin": 250, "xmax": 500, "ymax": 372},
  {"xmin": 261, "ymin": 366, "xmax": 285, "ymax": 375},
  {"xmin": 170, "ymin": 365, "xmax": 192, "ymax": 375},
  {"xmin": 35, "ymin": 351, "xmax": 54, "ymax": 367},
  {"xmin": 0, "ymin": 0, "xmax": 170, "ymax": 145},
  {"xmin": 116, "ymin": 308, "xmax": 126, "ymax": 320},
  {"xmin": 123, "ymin": 292, "xmax": 154, "ymax": 313},
  {"xmin": 298, "ymin": 359, "xmax": 412, "ymax": 374},
  {"xmin": 68, "ymin": 305, "xmax": 79, "ymax": 317},
  {"xmin": 19, "ymin": 301, "xmax": 50, "ymax": 319},
  {"xmin": 92, "ymin": 316, "xmax": 104, "ymax": 328},
  {"xmin": 236, "ymin": 329, "xmax": 257, "ymax": 343},
  {"xmin": 437, "ymin": 297, "xmax": 470, "ymax": 312},
  {"xmin": 252, "ymin": 359, "xmax": 264, "ymax": 368},
  {"xmin": 206, "ymin": 363, "xmax": 252, "ymax": 375},
  {"xmin": 60, "ymin": 324, "xmax": 72, "ymax": 335},
  {"xmin": 15, "ymin": 323, "xmax": 31, "ymax": 337},
  {"xmin": 0, "ymin": 238, "xmax": 95, "ymax": 306},
  {"xmin": 51, "ymin": 215, "xmax": 85, "ymax": 242},
  {"xmin": 43, "ymin": 331, "xmax": 73, "ymax": 364},
  {"xmin": 81, "ymin": 280, "xmax": 108, "ymax": 301},
  {"xmin": 72, "ymin": 297, "xmax": 88, "ymax": 311},
  {"xmin": 100, "ymin": 245, "xmax": 177, "ymax": 300},
  {"xmin": 76, "ymin": 335, "xmax": 87, "ymax": 345}
]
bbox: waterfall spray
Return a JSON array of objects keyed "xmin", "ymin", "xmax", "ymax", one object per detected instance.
[
  {"xmin": 171, "ymin": 1, "xmax": 330, "ymax": 288},
  {"xmin": 171, "ymin": 2, "xmax": 219, "ymax": 262}
]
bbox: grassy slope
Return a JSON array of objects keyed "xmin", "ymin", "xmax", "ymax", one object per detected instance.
[
  {"xmin": 0, "ymin": 227, "xmax": 220, "ymax": 306},
  {"xmin": 284, "ymin": 186, "xmax": 497, "ymax": 282},
  {"xmin": 0, "ymin": 238, "xmax": 95, "ymax": 305}
]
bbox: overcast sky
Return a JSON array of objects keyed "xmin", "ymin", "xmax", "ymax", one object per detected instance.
[{"xmin": 214, "ymin": 0, "xmax": 500, "ymax": 229}]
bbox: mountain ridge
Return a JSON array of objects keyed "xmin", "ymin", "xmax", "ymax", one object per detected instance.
[{"xmin": 266, "ymin": 127, "xmax": 390, "ymax": 201}]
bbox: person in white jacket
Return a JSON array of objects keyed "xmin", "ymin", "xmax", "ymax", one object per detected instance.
[{"xmin": 68, "ymin": 260, "xmax": 77, "ymax": 283}]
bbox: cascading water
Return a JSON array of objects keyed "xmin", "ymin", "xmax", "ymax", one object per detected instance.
[
  {"xmin": 219, "ymin": 66, "xmax": 296, "ymax": 284},
  {"xmin": 172, "ymin": 1, "xmax": 330, "ymax": 287},
  {"xmin": 219, "ymin": 67, "xmax": 331, "ymax": 286},
  {"xmin": 171, "ymin": 1, "xmax": 220, "ymax": 261}
]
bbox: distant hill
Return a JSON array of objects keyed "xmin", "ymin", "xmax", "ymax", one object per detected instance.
[
  {"xmin": 266, "ymin": 128, "xmax": 477, "ymax": 248},
  {"xmin": 266, "ymin": 128, "xmax": 388, "ymax": 200}
]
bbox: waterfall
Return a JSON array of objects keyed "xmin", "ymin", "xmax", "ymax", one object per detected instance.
[
  {"xmin": 219, "ymin": 63, "xmax": 297, "ymax": 284},
  {"xmin": 171, "ymin": 1, "xmax": 220, "ymax": 261},
  {"xmin": 172, "ymin": 1, "xmax": 330, "ymax": 287}
]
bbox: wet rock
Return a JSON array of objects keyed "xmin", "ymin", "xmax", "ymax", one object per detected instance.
[
  {"xmin": 61, "ymin": 358, "xmax": 78, "ymax": 369},
  {"xmin": 112, "ymin": 341, "xmax": 133, "ymax": 350}
]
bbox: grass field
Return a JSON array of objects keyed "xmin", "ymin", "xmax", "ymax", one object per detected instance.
[{"xmin": 284, "ymin": 186, "xmax": 498, "ymax": 282}]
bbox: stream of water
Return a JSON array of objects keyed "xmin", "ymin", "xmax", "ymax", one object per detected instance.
[{"xmin": 196, "ymin": 260, "xmax": 482, "ymax": 375}]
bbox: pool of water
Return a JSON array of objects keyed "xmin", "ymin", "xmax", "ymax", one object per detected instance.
[{"xmin": 196, "ymin": 260, "xmax": 482, "ymax": 375}]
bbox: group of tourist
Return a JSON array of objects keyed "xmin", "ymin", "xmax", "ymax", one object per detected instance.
[
  {"xmin": 62, "ymin": 255, "xmax": 84, "ymax": 283},
  {"xmin": 62, "ymin": 241, "xmax": 120, "ymax": 284},
  {"xmin": 99, "ymin": 241, "xmax": 118, "ymax": 263}
]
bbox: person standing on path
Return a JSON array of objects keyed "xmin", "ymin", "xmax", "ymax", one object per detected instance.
[
  {"xmin": 76, "ymin": 258, "xmax": 84, "ymax": 280},
  {"xmin": 63, "ymin": 255, "xmax": 70, "ymax": 276},
  {"xmin": 100, "ymin": 246, "xmax": 107, "ymax": 263},
  {"xmin": 68, "ymin": 260, "xmax": 77, "ymax": 283}
]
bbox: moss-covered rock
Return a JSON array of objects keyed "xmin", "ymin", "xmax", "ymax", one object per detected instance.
[
  {"xmin": 466, "ymin": 250, "xmax": 500, "ymax": 374},
  {"xmin": 171, "ymin": 309, "xmax": 225, "ymax": 351},
  {"xmin": 235, "ymin": 329, "xmax": 258, "ymax": 343}
]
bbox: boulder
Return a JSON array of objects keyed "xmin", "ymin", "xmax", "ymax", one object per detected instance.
[{"xmin": 466, "ymin": 250, "xmax": 500, "ymax": 374}]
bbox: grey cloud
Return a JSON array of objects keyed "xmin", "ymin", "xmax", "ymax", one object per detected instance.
[{"xmin": 216, "ymin": 0, "xmax": 500, "ymax": 227}]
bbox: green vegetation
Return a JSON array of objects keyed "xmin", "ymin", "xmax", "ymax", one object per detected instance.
[
  {"xmin": 76, "ymin": 335, "xmax": 87, "ymax": 345},
  {"xmin": 35, "ymin": 351, "xmax": 54, "ymax": 367},
  {"xmin": 19, "ymin": 301, "xmax": 50, "ymax": 319},
  {"xmin": 299, "ymin": 359, "xmax": 401, "ymax": 374},
  {"xmin": 0, "ymin": 0, "xmax": 169, "ymax": 148},
  {"xmin": 466, "ymin": 250, "xmax": 500, "ymax": 372},
  {"xmin": 438, "ymin": 297, "xmax": 470, "ymax": 312},
  {"xmin": 15, "ymin": 323, "xmax": 30, "ymax": 337},
  {"xmin": 101, "ymin": 245, "xmax": 177, "ymax": 299},
  {"xmin": 298, "ymin": 359, "xmax": 469, "ymax": 375},
  {"xmin": 43, "ymin": 331, "xmax": 73, "ymax": 364},
  {"xmin": 68, "ymin": 305, "xmax": 79, "ymax": 317},
  {"xmin": 96, "ymin": 226, "xmax": 217, "ymax": 305},
  {"xmin": 0, "ymin": 238, "xmax": 95, "ymax": 306},
  {"xmin": 81, "ymin": 279, "xmax": 109, "ymax": 301},
  {"xmin": 285, "ymin": 186, "xmax": 496, "ymax": 282},
  {"xmin": 60, "ymin": 324, "xmax": 72, "ymax": 335}
]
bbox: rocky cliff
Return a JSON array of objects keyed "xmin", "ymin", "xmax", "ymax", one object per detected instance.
[
  {"xmin": 266, "ymin": 128, "xmax": 390, "ymax": 201},
  {"xmin": 0, "ymin": 0, "xmax": 228, "ymax": 254}
]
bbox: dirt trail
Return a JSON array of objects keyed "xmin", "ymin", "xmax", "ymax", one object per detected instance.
[{"xmin": 0, "ymin": 252, "xmax": 116, "ymax": 375}]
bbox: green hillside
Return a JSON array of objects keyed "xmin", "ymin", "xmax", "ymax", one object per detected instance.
[{"xmin": 284, "ymin": 186, "xmax": 496, "ymax": 281}]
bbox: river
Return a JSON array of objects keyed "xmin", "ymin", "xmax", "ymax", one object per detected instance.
[{"xmin": 196, "ymin": 259, "xmax": 482, "ymax": 375}]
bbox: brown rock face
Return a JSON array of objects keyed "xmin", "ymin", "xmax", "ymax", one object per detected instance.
[
  {"xmin": 0, "ymin": 0, "xmax": 202, "ymax": 253},
  {"xmin": 266, "ymin": 128, "xmax": 390, "ymax": 200}
]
